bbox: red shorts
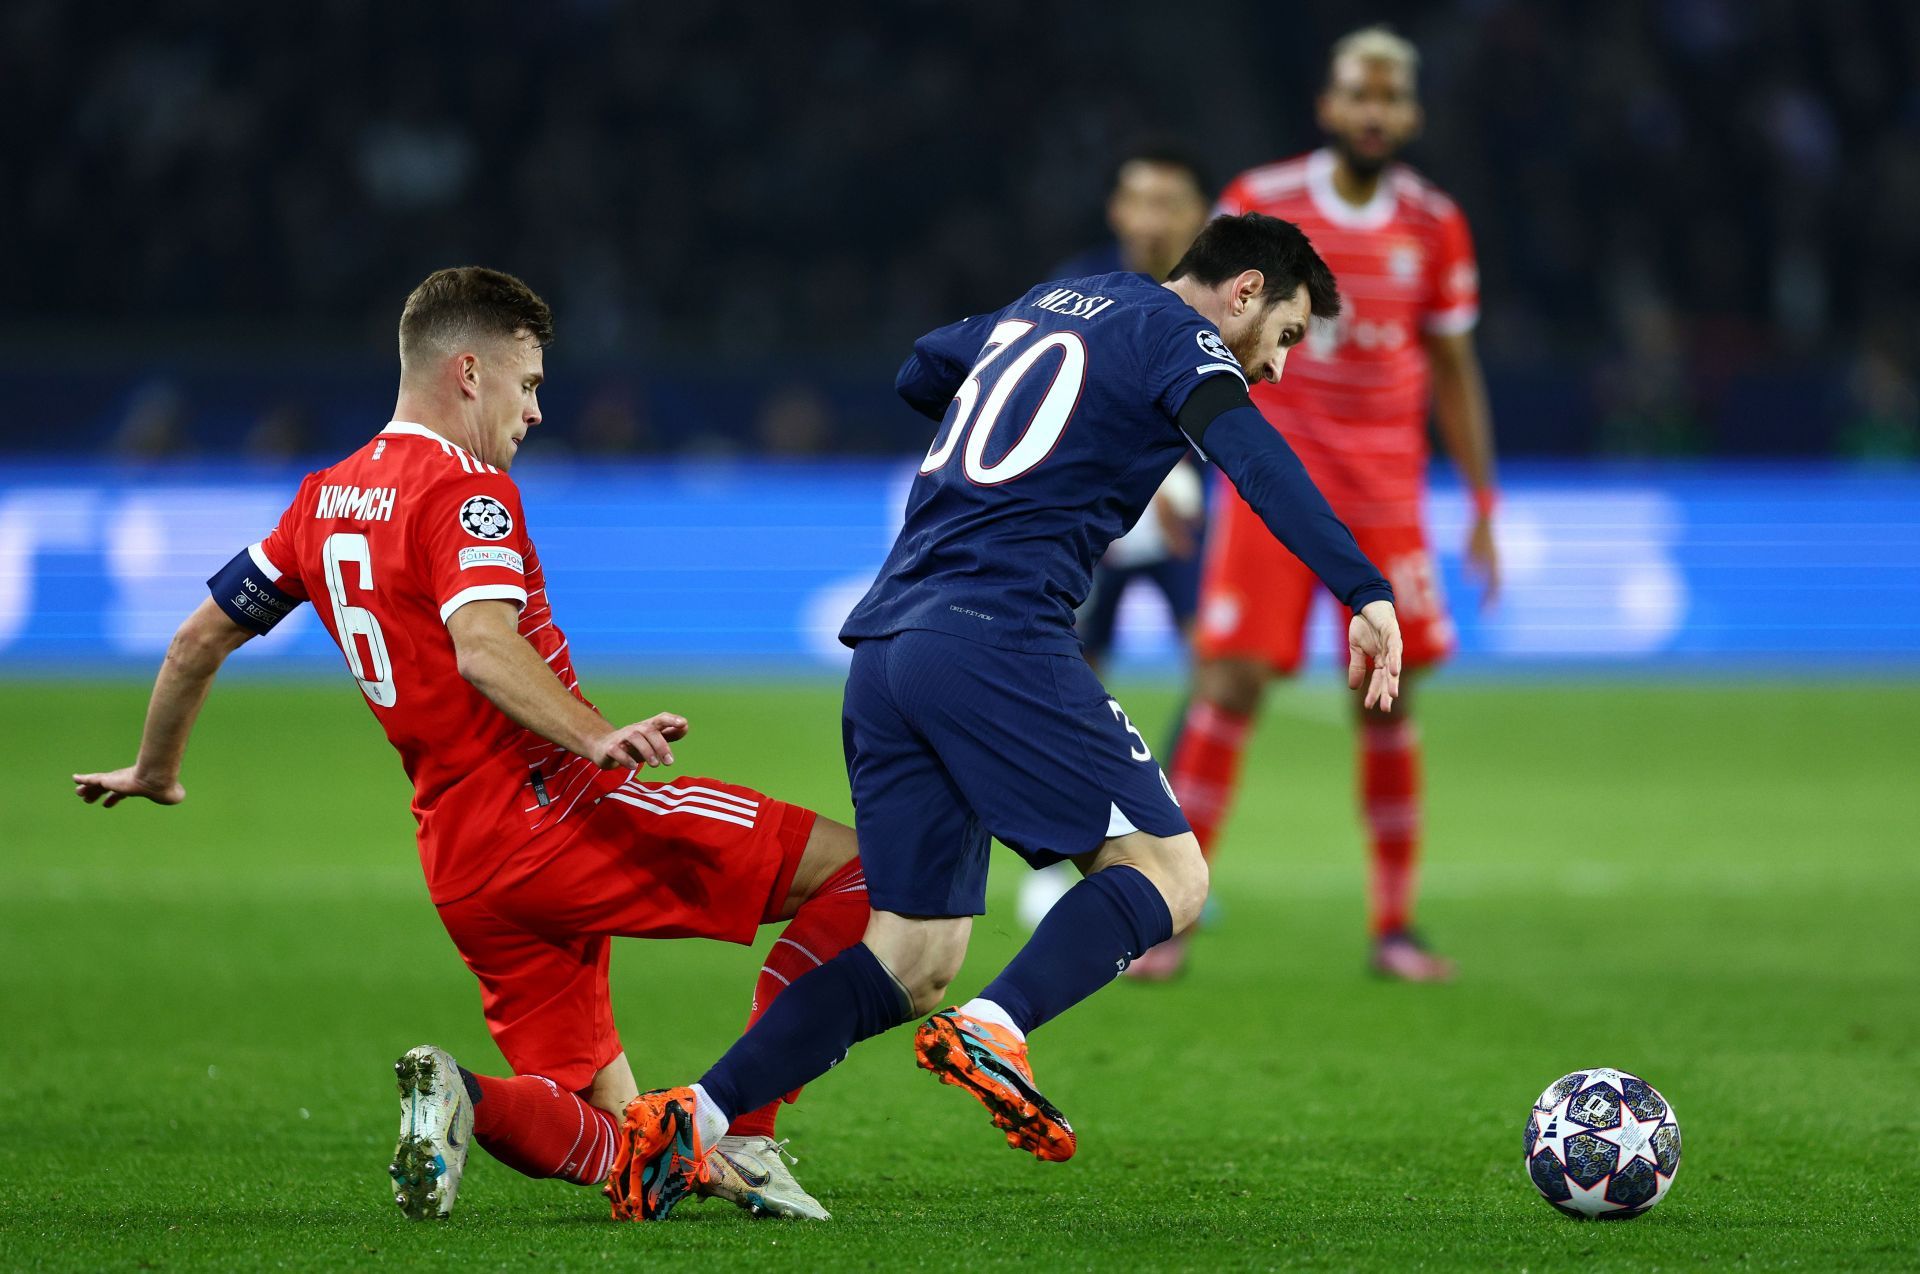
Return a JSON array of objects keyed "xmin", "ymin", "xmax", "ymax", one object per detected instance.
[
  {"xmin": 1195, "ymin": 488, "xmax": 1454, "ymax": 675},
  {"xmin": 433, "ymin": 775, "xmax": 818, "ymax": 1092}
]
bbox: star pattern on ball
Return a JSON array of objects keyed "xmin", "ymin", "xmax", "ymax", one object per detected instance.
[
  {"xmin": 1530, "ymin": 1106, "xmax": 1576, "ymax": 1166},
  {"xmin": 1593, "ymin": 1100, "xmax": 1663, "ymax": 1171},
  {"xmin": 1560, "ymin": 1172, "xmax": 1625, "ymax": 1216}
]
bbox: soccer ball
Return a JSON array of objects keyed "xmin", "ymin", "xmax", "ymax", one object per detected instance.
[{"xmin": 1523, "ymin": 1067, "xmax": 1681, "ymax": 1219}]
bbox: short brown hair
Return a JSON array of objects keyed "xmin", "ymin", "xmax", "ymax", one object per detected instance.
[{"xmin": 398, "ymin": 266, "xmax": 554, "ymax": 366}]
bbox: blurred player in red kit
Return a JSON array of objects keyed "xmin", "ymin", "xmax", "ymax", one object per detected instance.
[
  {"xmin": 73, "ymin": 268, "xmax": 864, "ymax": 1221},
  {"xmin": 1153, "ymin": 26, "xmax": 1501, "ymax": 982}
]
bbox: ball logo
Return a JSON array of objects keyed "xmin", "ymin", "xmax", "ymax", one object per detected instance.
[
  {"xmin": 1196, "ymin": 329, "xmax": 1235, "ymax": 363},
  {"xmin": 459, "ymin": 495, "xmax": 514, "ymax": 541}
]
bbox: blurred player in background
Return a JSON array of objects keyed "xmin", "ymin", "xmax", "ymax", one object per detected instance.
[
  {"xmin": 1067, "ymin": 141, "xmax": 1214, "ymax": 677},
  {"xmin": 1155, "ymin": 26, "xmax": 1501, "ymax": 982},
  {"xmin": 608, "ymin": 214, "xmax": 1404, "ymax": 1220},
  {"xmin": 1020, "ymin": 141, "xmax": 1212, "ymax": 929},
  {"xmin": 73, "ymin": 268, "xmax": 870, "ymax": 1222}
]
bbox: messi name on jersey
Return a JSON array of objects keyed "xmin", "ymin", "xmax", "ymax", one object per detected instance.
[{"xmin": 1031, "ymin": 287, "xmax": 1117, "ymax": 320}]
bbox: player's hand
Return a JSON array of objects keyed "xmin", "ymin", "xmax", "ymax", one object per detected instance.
[
  {"xmin": 72, "ymin": 766, "xmax": 185, "ymax": 808},
  {"xmin": 1347, "ymin": 600, "xmax": 1404, "ymax": 713},
  {"xmin": 588, "ymin": 713, "xmax": 690, "ymax": 770},
  {"xmin": 1467, "ymin": 515, "xmax": 1501, "ymax": 608}
]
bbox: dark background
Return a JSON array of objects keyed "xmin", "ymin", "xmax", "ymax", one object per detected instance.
[{"xmin": 7, "ymin": 0, "xmax": 1917, "ymax": 460}]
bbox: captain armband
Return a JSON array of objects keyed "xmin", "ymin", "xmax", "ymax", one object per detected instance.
[
  {"xmin": 1173, "ymin": 373, "xmax": 1255, "ymax": 455},
  {"xmin": 207, "ymin": 545, "xmax": 301, "ymax": 635}
]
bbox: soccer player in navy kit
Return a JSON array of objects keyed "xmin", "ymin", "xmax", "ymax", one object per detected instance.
[{"xmin": 604, "ymin": 214, "xmax": 1405, "ymax": 1220}]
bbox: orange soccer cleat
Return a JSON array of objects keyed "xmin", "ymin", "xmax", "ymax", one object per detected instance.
[
  {"xmin": 604, "ymin": 1087, "xmax": 709, "ymax": 1221},
  {"xmin": 914, "ymin": 1009, "xmax": 1076, "ymax": 1161}
]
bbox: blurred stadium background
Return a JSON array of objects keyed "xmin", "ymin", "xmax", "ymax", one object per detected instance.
[
  {"xmin": 3, "ymin": 0, "xmax": 1918, "ymax": 672},
  {"xmin": 5, "ymin": 2, "xmax": 1919, "ymax": 1268}
]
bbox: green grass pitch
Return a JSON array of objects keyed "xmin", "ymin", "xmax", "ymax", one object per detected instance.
[{"xmin": 3, "ymin": 675, "xmax": 1916, "ymax": 1270}]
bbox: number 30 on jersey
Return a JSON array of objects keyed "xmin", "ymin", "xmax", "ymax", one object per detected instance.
[{"xmin": 921, "ymin": 320, "xmax": 1087, "ymax": 485}]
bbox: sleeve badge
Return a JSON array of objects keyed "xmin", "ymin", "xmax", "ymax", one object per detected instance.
[{"xmin": 459, "ymin": 494, "xmax": 514, "ymax": 541}]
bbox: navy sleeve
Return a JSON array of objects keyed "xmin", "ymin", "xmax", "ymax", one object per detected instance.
[
  {"xmin": 895, "ymin": 312, "xmax": 1002, "ymax": 420},
  {"xmin": 1197, "ymin": 404, "xmax": 1394, "ymax": 611},
  {"xmin": 207, "ymin": 544, "xmax": 303, "ymax": 635}
]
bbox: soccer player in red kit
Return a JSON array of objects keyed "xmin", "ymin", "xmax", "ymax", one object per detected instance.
[
  {"xmin": 72, "ymin": 268, "xmax": 868, "ymax": 1220},
  {"xmin": 1156, "ymin": 26, "xmax": 1501, "ymax": 981}
]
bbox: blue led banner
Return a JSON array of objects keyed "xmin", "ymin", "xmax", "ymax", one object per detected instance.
[{"xmin": 1, "ymin": 462, "xmax": 1914, "ymax": 673}]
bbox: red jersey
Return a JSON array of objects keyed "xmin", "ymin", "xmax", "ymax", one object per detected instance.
[
  {"xmin": 1217, "ymin": 148, "xmax": 1479, "ymax": 527},
  {"xmin": 242, "ymin": 421, "xmax": 623, "ymax": 903}
]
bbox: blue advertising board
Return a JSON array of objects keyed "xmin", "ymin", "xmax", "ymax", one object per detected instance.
[{"xmin": 1, "ymin": 461, "xmax": 1914, "ymax": 675}]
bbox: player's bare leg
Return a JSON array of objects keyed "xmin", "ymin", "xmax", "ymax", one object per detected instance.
[
  {"xmin": 1140, "ymin": 656, "xmax": 1271, "ymax": 979},
  {"xmin": 586, "ymin": 1052, "xmax": 639, "ymax": 1116},
  {"xmin": 1357, "ymin": 673, "xmax": 1452, "ymax": 981},
  {"xmin": 922, "ymin": 829, "xmax": 1206, "ymax": 1157}
]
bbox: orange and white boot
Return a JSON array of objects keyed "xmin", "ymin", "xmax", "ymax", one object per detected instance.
[
  {"xmin": 914, "ymin": 1008, "xmax": 1075, "ymax": 1161},
  {"xmin": 605, "ymin": 1087, "xmax": 709, "ymax": 1220}
]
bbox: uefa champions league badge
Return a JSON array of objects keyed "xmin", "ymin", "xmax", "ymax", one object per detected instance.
[
  {"xmin": 459, "ymin": 495, "xmax": 514, "ymax": 541},
  {"xmin": 1196, "ymin": 329, "xmax": 1234, "ymax": 362}
]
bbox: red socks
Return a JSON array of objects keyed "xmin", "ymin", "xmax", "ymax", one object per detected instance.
[
  {"xmin": 460, "ymin": 861, "xmax": 869, "ymax": 1181},
  {"xmin": 1360, "ymin": 717, "xmax": 1422, "ymax": 936},
  {"xmin": 1167, "ymin": 699, "xmax": 1253, "ymax": 859},
  {"xmin": 726, "ymin": 857, "xmax": 870, "ymax": 1139},
  {"xmin": 468, "ymin": 1072, "xmax": 619, "ymax": 1186},
  {"xmin": 1171, "ymin": 695, "xmax": 1426, "ymax": 938}
]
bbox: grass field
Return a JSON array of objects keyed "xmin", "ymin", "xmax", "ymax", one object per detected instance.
[{"xmin": 3, "ymin": 675, "xmax": 1917, "ymax": 1271}]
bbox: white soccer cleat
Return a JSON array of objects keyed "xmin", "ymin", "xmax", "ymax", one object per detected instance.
[
  {"xmin": 389, "ymin": 1045, "xmax": 473, "ymax": 1220},
  {"xmin": 699, "ymin": 1135, "xmax": 831, "ymax": 1220}
]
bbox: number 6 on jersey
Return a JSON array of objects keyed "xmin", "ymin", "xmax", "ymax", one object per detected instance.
[{"xmin": 321, "ymin": 532, "xmax": 398, "ymax": 706}]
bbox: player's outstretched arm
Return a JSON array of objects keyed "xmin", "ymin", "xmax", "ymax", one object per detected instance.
[
  {"xmin": 1180, "ymin": 380, "xmax": 1403, "ymax": 709},
  {"xmin": 73, "ymin": 598, "xmax": 256, "ymax": 807},
  {"xmin": 446, "ymin": 599, "xmax": 686, "ymax": 769},
  {"xmin": 895, "ymin": 312, "xmax": 1003, "ymax": 420}
]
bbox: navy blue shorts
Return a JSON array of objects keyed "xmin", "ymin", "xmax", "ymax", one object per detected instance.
[{"xmin": 842, "ymin": 629, "xmax": 1190, "ymax": 917}]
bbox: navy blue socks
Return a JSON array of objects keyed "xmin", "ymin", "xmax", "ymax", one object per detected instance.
[
  {"xmin": 980, "ymin": 865, "xmax": 1174, "ymax": 1035},
  {"xmin": 697, "ymin": 941, "xmax": 911, "ymax": 1123}
]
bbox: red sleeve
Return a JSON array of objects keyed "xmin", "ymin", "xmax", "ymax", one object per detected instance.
[
  {"xmin": 251, "ymin": 480, "xmax": 312, "ymax": 601},
  {"xmin": 207, "ymin": 479, "xmax": 311, "ymax": 635},
  {"xmin": 419, "ymin": 472, "xmax": 535, "ymax": 625},
  {"xmin": 1422, "ymin": 199, "xmax": 1480, "ymax": 336}
]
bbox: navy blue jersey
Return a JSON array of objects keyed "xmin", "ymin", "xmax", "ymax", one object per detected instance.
[{"xmin": 842, "ymin": 271, "xmax": 1390, "ymax": 653}]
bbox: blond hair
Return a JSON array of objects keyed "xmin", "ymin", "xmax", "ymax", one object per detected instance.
[{"xmin": 1329, "ymin": 24, "xmax": 1420, "ymax": 83}]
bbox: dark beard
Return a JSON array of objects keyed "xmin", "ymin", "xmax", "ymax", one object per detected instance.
[
  {"xmin": 1332, "ymin": 136, "xmax": 1393, "ymax": 179},
  {"xmin": 1227, "ymin": 311, "xmax": 1274, "ymax": 376}
]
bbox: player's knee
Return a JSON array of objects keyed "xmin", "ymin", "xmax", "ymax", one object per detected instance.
[
  {"xmin": 865, "ymin": 912, "xmax": 970, "ymax": 1017},
  {"xmin": 1097, "ymin": 831, "xmax": 1208, "ymax": 932},
  {"xmin": 895, "ymin": 942, "xmax": 965, "ymax": 1016},
  {"xmin": 905, "ymin": 960, "xmax": 959, "ymax": 1016},
  {"xmin": 1196, "ymin": 657, "xmax": 1266, "ymax": 717},
  {"xmin": 1156, "ymin": 843, "xmax": 1210, "ymax": 932}
]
